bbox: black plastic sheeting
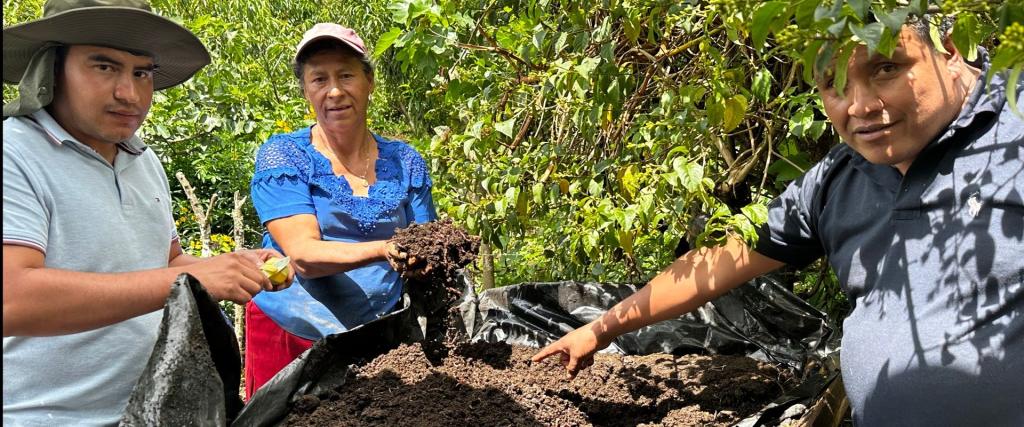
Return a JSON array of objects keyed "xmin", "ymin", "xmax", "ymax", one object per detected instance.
[
  {"xmin": 120, "ymin": 274, "xmax": 243, "ymax": 426},
  {"xmin": 464, "ymin": 276, "xmax": 836, "ymax": 372},
  {"xmin": 233, "ymin": 293, "xmax": 424, "ymax": 426},
  {"xmin": 233, "ymin": 274, "xmax": 841, "ymax": 426}
]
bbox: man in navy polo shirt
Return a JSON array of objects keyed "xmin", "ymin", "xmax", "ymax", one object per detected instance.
[{"xmin": 533, "ymin": 18, "xmax": 1022, "ymax": 425}]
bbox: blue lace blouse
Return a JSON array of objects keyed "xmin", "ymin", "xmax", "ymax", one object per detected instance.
[{"xmin": 249, "ymin": 127, "xmax": 437, "ymax": 340}]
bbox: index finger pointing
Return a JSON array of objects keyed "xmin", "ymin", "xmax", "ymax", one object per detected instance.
[{"xmin": 531, "ymin": 344, "xmax": 563, "ymax": 363}]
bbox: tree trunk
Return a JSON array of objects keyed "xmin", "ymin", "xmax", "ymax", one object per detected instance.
[
  {"xmin": 230, "ymin": 192, "xmax": 248, "ymax": 350},
  {"xmin": 479, "ymin": 242, "xmax": 495, "ymax": 290},
  {"xmin": 174, "ymin": 172, "xmax": 217, "ymax": 258},
  {"xmin": 231, "ymin": 191, "xmax": 248, "ymax": 399}
]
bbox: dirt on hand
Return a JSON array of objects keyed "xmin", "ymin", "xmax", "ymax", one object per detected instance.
[{"xmin": 285, "ymin": 342, "xmax": 794, "ymax": 427}]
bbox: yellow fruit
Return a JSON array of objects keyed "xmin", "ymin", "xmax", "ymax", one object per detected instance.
[{"xmin": 260, "ymin": 256, "xmax": 292, "ymax": 286}]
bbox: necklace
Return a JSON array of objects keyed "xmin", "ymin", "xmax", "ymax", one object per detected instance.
[{"xmin": 318, "ymin": 127, "xmax": 373, "ymax": 188}]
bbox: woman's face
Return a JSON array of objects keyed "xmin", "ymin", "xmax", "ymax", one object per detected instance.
[{"xmin": 301, "ymin": 49, "xmax": 374, "ymax": 133}]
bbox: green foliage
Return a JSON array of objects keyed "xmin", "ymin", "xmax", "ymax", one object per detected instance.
[
  {"xmin": 381, "ymin": 0, "xmax": 841, "ymax": 285},
  {"xmin": 4, "ymin": 0, "xmax": 1018, "ymax": 316}
]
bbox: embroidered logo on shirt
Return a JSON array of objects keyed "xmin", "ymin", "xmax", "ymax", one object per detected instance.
[{"xmin": 967, "ymin": 192, "xmax": 982, "ymax": 217}]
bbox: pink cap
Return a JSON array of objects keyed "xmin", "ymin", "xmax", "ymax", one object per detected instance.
[{"xmin": 295, "ymin": 23, "xmax": 366, "ymax": 61}]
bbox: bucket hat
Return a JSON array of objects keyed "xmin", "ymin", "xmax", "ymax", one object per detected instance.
[{"xmin": 3, "ymin": 0, "xmax": 210, "ymax": 90}]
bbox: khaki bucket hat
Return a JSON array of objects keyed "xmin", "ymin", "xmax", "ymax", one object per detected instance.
[{"xmin": 3, "ymin": 0, "xmax": 211, "ymax": 90}]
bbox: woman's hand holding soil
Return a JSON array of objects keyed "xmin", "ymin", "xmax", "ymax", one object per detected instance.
[
  {"xmin": 384, "ymin": 241, "xmax": 432, "ymax": 281},
  {"xmin": 388, "ymin": 219, "xmax": 480, "ymax": 282}
]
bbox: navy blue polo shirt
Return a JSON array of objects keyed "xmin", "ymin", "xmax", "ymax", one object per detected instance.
[{"xmin": 755, "ymin": 59, "xmax": 1023, "ymax": 425}]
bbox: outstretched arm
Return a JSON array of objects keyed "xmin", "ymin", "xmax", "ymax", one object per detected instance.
[
  {"xmin": 266, "ymin": 214, "xmax": 390, "ymax": 279},
  {"xmin": 2, "ymin": 242, "xmax": 284, "ymax": 337},
  {"xmin": 532, "ymin": 236, "xmax": 784, "ymax": 377}
]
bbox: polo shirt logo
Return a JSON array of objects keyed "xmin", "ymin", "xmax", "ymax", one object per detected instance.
[{"xmin": 967, "ymin": 192, "xmax": 983, "ymax": 217}]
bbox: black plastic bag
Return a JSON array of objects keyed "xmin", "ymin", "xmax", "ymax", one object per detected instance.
[
  {"xmin": 235, "ymin": 274, "xmax": 838, "ymax": 426},
  {"xmin": 232, "ymin": 293, "xmax": 423, "ymax": 426},
  {"xmin": 465, "ymin": 276, "xmax": 837, "ymax": 371},
  {"xmin": 120, "ymin": 274, "xmax": 243, "ymax": 426}
]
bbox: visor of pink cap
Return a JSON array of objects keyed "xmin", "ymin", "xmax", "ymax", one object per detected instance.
[{"xmin": 295, "ymin": 23, "xmax": 366, "ymax": 61}]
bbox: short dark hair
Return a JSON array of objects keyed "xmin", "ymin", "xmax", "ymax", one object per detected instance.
[
  {"xmin": 292, "ymin": 39, "xmax": 374, "ymax": 83},
  {"xmin": 54, "ymin": 44, "xmax": 70, "ymax": 75}
]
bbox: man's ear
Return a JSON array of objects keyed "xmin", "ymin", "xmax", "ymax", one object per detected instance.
[{"xmin": 940, "ymin": 33, "xmax": 965, "ymax": 79}]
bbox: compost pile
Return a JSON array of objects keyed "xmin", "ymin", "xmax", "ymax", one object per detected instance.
[
  {"xmin": 285, "ymin": 342, "xmax": 794, "ymax": 426},
  {"xmin": 390, "ymin": 219, "xmax": 480, "ymax": 331}
]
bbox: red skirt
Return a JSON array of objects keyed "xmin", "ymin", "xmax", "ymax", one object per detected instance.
[{"xmin": 244, "ymin": 301, "xmax": 315, "ymax": 400}]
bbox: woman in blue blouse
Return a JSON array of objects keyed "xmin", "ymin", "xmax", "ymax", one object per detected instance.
[{"xmin": 244, "ymin": 23, "xmax": 436, "ymax": 398}]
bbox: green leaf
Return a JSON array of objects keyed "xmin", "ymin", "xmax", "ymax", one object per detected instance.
[
  {"xmin": 554, "ymin": 32, "xmax": 569, "ymax": 55},
  {"xmin": 575, "ymin": 57, "xmax": 600, "ymax": 77},
  {"xmin": 752, "ymin": 69, "xmax": 772, "ymax": 103},
  {"xmin": 815, "ymin": 0, "xmax": 842, "ymax": 21},
  {"xmin": 832, "ymin": 43, "xmax": 856, "ymax": 97},
  {"xmin": 952, "ymin": 14, "xmax": 980, "ymax": 62},
  {"xmin": 740, "ymin": 204, "xmax": 769, "ymax": 225},
  {"xmin": 767, "ymin": 153, "xmax": 811, "ymax": 181},
  {"xmin": 618, "ymin": 164, "xmax": 640, "ymax": 200},
  {"xmin": 374, "ymin": 28, "xmax": 403, "ymax": 58},
  {"xmin": 408, "ymin": 0, "xmax": 431, "ymax": 20},
  {"xmin": 874, "ymin": 7, "xmax": 911, "ymax": 33},
  {"xmin": 617, "ymin": 230, "xmax": 634, "ymax": 256},
  {"xmin": 1008, "ymin": 66, "xmax": 1023, "ymax": 118},
  {"xmin": 588, "ymin": 179, "xmax": 603, "ymax": 196},
  {"xmin": 848, "ymin": 0, "xmax": 869, "ymax": 20},
  {"xmin": 827, "ymin": 16, "xmax": 848, "ymax": 37},
  {"xmin": 673, "ymin": 158, "xmax": 704, "ymax": 193},
  {"xmin": 802, "ymin": 40, "xmax": 825, "ymax": 83},
  {"xmin": 788, "ymin": 106, "xmax": 814, "ymax": 138},
  {"xmin": 930, "ymin": 23, "xmax": 951, "ymax": 55},
  {"xmin": 516, "ymin": 188, "xmax": 529, "ymax": 218},
  {"xmin": 495, "ymin": 118, "xmax": 516, "ymax": 139},
  {"xmin": 751, "ymin": 2, "xmax": 787, "ymax": 48},
  {"xmin": 814, "ymin": 41, "xmax": 838, "ymax": 83},
  {"xmin": 999, "ymin": 2, "xmax": 1024, "ymax": 31},
  {"xmin": 532, "ymin": 26, "xmax": 547, "ymax": 50},
  {"xmin": 623, "ymin": 13, "xmax": 641, "ymax": 44},
  {"xmin": 850, "ymin": 22, "xmax": 885, "ymax": 56},
  {"xmin": 876, "ymin": 27, "xmax": 899, "ymax": 58},
  {"xmin": 723, "ymin": 95, "xmax": 748, "ymax": 132}
]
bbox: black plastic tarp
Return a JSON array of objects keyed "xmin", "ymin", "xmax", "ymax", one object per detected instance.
[
  {"xmin": 232, "ymin": 293, "xmax": 424, "ymax": 426},
  {"xmin": 120, "ymin": 274, "xmax": 244, "ymax": 426},
  {"xmin": 464, "ymin": 276, "xmax": 837, "ymax": 371},
  {"xmin": 234, "ymin": 274, "xmax": 840, "ymax": 426}
]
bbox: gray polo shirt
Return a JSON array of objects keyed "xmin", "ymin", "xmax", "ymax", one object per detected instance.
[
  {"xmin": 3, "ymin": 110, "xmax": 177, "ymax": 426},
  {"xmin": 755, "ymin": 61, "xmax": 1023, "ymax": 425}
]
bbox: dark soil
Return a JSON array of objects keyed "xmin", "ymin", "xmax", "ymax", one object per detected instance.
[
  {"xmin": 391, "ymin": 218, "xmax": 480, "ymax": 283},
  {"xmin": 285, "ymin": 342, "xmax": 794, "ymax": 426},
  {"xmin": 391, "ymin": 219, "xmax": 480, "ymax": 335}
]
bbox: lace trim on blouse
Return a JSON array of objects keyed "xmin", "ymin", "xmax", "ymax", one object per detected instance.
[{"xmin": 252, "ymin": 128, "xmax": 431, "ymax": 234}]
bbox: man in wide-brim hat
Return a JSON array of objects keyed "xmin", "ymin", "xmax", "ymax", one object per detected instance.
[{"xmin": 3, "ymin": 1, "xmax": 290, "ymax": 424}]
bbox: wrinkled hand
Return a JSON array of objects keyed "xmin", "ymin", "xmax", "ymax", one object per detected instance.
[
  {"xmin": 186, "ymin": 249, "xmax": 291, "ymax": 303},
  {"xmin": 385, "ymin": 241, "xmax": 432, "ymax": 281},
  {"xmin": 531, "ymin": 324, "xmax": 608, "ymax": 379}
]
